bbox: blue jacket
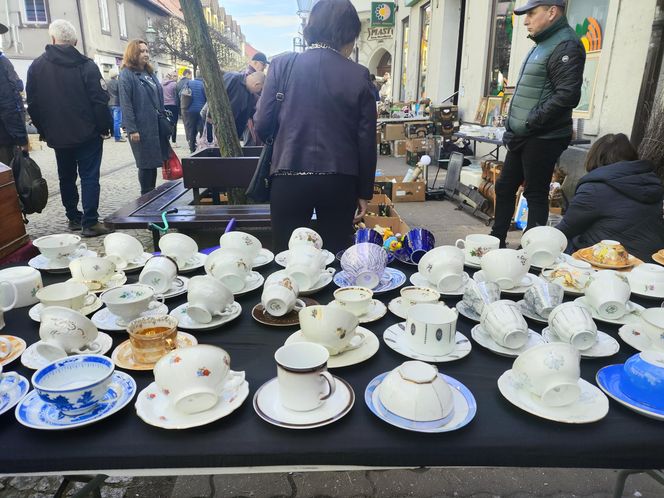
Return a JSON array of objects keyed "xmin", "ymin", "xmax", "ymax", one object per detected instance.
[
  {"xmin": 186, "ymin": 78, "xmax": 206, "ymax": 114},
  {"xmin": 556, "ymin": 160, "xmax": 664, "ymax": 261}
]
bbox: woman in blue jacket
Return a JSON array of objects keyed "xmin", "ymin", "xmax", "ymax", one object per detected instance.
[{"xmin": 556, "ymin": 133, "xmax": 664, "ymax": 261}]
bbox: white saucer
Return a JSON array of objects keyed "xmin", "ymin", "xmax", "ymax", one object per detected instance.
[
  {"xmin": 159, "ymin": 276, "xmax": 189, "ymax": 300},
  {"xmin": 409, "ymin": 272, "xmax": 470, "ymax": 296},
  {"xmin": 266, "ymin": 270, "xmax": 334, "ymax": 296},
  {"xmin": 456, "ymin": 301, "xmax": 481, "ymax": 322},
  {"xmin": 91, "ymin": 302, "xmax": 169, "ymax": 331},
  {"xmin": 498, "ymin": 369, "xmax": 609, "ymax": 424},
  {"xmin": 28, "ymin": 250, "xmax": 98, "ymax": 272},
  {"xmin": 275, "ymin": 249, "xmax": 334, "ymax": 268},
  {"xmin": 471, "ymin": 324, "xmax": 544, "ymax": 358},
  {"xmin": 541, "ymin": 327, "xmax": 620, "ymax": 358},
  {"xmin": 15, "ymin": 372, "xmax": 137, "ymax": 430},
  {"xmin": 29, "ymin": 297, "xmax": 104, "ymax": 322},
  {"xmin": 618, "ymin": 324, "xmax": 664, "ymax": 353},
  {"xmin": 177, "ymin": 253, "xmax": 208, "ymax": 273},
  {"xmin": 382, "ymin": 323, "xmax": 471, "ymax": 363},
  {"xmin": 67, "ymin": 272, "xmax": 127, "ymax": 294},
  {"xmin": 387, "ymin": 297, "xmax": 446, "ymax": 320},
  {"xmin": 233, "ymin": 271, "xmax": 265, "ymax": 296},
  {"xmin": 517, "ymin": 300, "xmax": 548, "ymax": 324},
  {"xmin": 20, "ymin": 332, "xmax": 113, "ymax": 370},
  {"xmin": 573, "ymin": 296, "xmax": 644, "ymax": 326},
  {"xmin": 284, "ymin": 327, "xmax": 379, "ymax": 368},
  {"xmin": 0, "ymin": 373, "xmax": 29, "ymax": 416},
  {"xmin": 253, "ymin": 375, "xmax": 354, "ymax": 429},
  {"xmin": 474, "ymin": 271, "xmax": 538, "ymax": 294},
  {"xmin": 463, "ymin": 258, "xmax": 481, "ymax": 270},
  {"xmin": 169, "ymin": 302, "xmax": 242, "ymax": 331},
  {"xmin": 529, "ymin": 254, "xmax": 568, "ymax": 271},
  {"xmin": 328, "ymin": 299, "xmax": 387, "ymax": 324},
  {"xmin": 121, "ymin": 252, "xmax": 153, "ymax": 272},
  {"xmin": 253, "ymin": 248, "xmax": 275, "ymax": 269},
  {"xmin": 135, "ymin": 379, "xmax": 249, "ymax": 429}
]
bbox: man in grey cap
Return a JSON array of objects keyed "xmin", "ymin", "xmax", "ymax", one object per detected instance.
[{"xmin": 490, "ymin": 0, "xmax": 585, "ymax": 247}]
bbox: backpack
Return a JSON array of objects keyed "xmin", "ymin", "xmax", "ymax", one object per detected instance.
[
  {"xmin": 180, "ymin": 81, "xmax": 192, "ymax": 110},
  {"xmin": 11, "ymin": 147, "xmax": 48, "ymax": 219}
]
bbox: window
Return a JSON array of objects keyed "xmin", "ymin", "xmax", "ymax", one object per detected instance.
[
  {"xmin": 99, "ymin": 0, "xmax": 110, "ymax": 34},
  {"xmin": 399, "ymin": 17, "xmax": 409, "ymax": 102},
  {"xmin": 117, "ymin": 1, "xmax": 127, "ymax": 39},
  {"xmin": 23, "ymin": 0, "xmax": 48, "ymax": 24},
  {"xmin": 417, "ymin": 3, "xmax": 431, "ymax": 99},
  {"xmin": 486, "ymin": 0, "xmax": 515, "ymax": 96}
]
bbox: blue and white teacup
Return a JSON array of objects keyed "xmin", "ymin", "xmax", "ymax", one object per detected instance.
[
  {"xmin": 401, "ymin": 228, "xmax": 435, "ymax": 264},
  {"xmin": 354, "ymin": 228, "xmax": 383, "ymax": 246},
  {"xmin": 340, "ymin": 243, "xmax": 388, "ymax": 290}
]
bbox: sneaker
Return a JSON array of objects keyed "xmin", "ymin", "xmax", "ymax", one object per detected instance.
[
  {"xmin": 115, "ymin": 138, "xmax": 127, "ymax": 143},
  {"xmin": 67, "ymin": 219, "xmax": 82, "ymax": 231},
  {"xmin": 81, "ymin": 223, "xmax": 114, "ymax": 238}
]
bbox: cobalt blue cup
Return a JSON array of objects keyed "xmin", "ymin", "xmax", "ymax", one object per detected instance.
[
  {"xmin": 403, "ymin": 228, "xmax": 435, "ymax": 264},
  {"xmin": 354, "ymin": 229, "xmax": 383, "ymax": 246}
]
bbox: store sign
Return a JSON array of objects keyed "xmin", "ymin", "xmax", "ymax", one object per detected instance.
[
  {"xmin": 368, "ymin": 27, "xmax": 394, "ymax": 40},
  {"xmin": 371, "ymin": 2, "xmax": 396, "ymax": 27}
]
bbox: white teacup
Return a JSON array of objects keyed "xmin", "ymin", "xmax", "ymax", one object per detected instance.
[
  {"xmin": 627, "ymin": 264, "xmax": 664, "ymax": 297},
  {"xmin": 400, "ymin": 286, "xmax": 441, "ymax": 307},
  {"xmin": 405, "ymin": 303, "xmax": 458, "ymax": 357},
  {"xmin": 159, "ymin": 233, "xmax": 199, "ymax": 268},
  {"xmin": 103, "ymin": 233, "xmax": 144, "ymax": 269},
  {"xmin": 261, "ymin": 283, "xmax": 305, "ymax": 317},
  {"xmin": 481, "ymin": 249, "xmax": 531, "ymax": 290},
  {"xmin": 289, "ymin": 245, "xmax": 326, "ymax": 270},
  {"xmin": 219, "ymin": 231, "xmax": 262, "ymax": 261},
  {"xmin": 638, "ymin": 308, "xmax": 664, "ymax": 351},
  {"xmin": 462, "ymin": 280, "xmax": 501, "ymax": 315},
  {"xmin": 154, "ymin": 345, "xmax": 245, "ymax": 415},
  {"xmin": 0, "ymin": 280, "xmax": 17, "ymax": 313},
  {"xmin": 0, "ymin": 266, "xmax": 42, "ymax": 308},
  {"xmin": 548, "ymin": 302, "xmax": 598, "ymax": 351},
  {"xmin": 299, "ymin": 305, "xmax": 366, "ymax": 356},
  {"xmin": 100, "ymin": 284, "xmax": 163, "ymax": 326},
  {"xmin": 523, "ymin": 281, "xmax": 564, "ymax": 318},
  {"xmin": 480, "ymin": 300, "xmax": 529, "ymax": 349},
  {"xmin": 289, "ymin": 227, "xmax": 324, "ymax": 251},
  {"xmin": 69, "ymin": 257, "xmax": 117, "ymax": 290},
  {"xmin": 205, "ymin": 250, "xmax": 252, "ymax": 293},
  {"xmin": 33, "ymin": 234, "xmax": 86, "ymax": 263},
  {"xmin": 186, "ymin": 275, "xmax": 236, "ymax": 323},
  {"xmin": 512, "ymin": 342, "xmax": 582, "ymax": 407},
  {"xmin": 455, "ymin": 234, "xmax": 500, "ymax": 264},
  {"xmin": 418, "ymin": 246, "xmax": 465, "ymax": 292},
  {"xmin": 36, "ymin": 282, "xmax": 96, "ymax": 312},
  {"xmin": 37, "ymin": 306, "xmax": 101, "ymax": 361},
  {"xmin": 333, "ymin": 287, "xmax": 373, "ymax": 317},
  {"xmin": 275, "ymin": 342, "xmax": 335, "ymax": 411},
  {"xmin": 139, "ymin": 255, "xmax": 180, "ymax": 294},
  {"xmin": 521, "ymin": 226, "xmax": 567, "ymax": 268},
  {"xmin": 584, "ymin": 270, "xmax": 631, "ymax": 320},
  {"xmin": 286, "ymin": 250, "xmax": 333, "ymax": 291}
]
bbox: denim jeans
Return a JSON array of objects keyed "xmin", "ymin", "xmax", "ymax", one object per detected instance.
[
  {"xmin": 54, "ymin": 137, "xmax": 103, "ymax": 228},
  {"xmin": 110, "ymin": 106, "xmax": 122, "ymax": 141}
]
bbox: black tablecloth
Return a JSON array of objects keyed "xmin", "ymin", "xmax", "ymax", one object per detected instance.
[{"xmin": 1, "ymin": 258, "xmax": 664, "ymax": 475}]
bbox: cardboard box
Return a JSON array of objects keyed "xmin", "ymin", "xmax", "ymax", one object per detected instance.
[
  {"xmin": 405, "ymin": 122, "xmax": 433, "ymax": 138},
  {"xmin": 376, "ymin": 129, "xmax": 382, "ymax": 144},
  {"xmin": 375, "ymin": 175, "xmax": 426, "ymax": 202},
  {"xmin": 370, "ymin": 193, "xmax": 393, "ymax": 206},
  {"xmin": 406, "ymin": 150, "xmax": 427, "ymax": 166},
  {"xmin": 384, "ymin": 123, "xmax": 407, "ymax": 141},
  {"xmin": 393, "ymin": 140, "xmax": 407, "ymax": 157},
  {"xmin": 363, "ymin": 204, "xmax": 403, "ymax": 233},
  {"xmin": 406, "ymin": 138, "xmax": 428, "ymax": 153}
]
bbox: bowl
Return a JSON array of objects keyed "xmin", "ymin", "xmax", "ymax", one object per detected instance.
[
  {"xmin": 619, "ymin": 351, "xmax": 664, "ymax": 409},
  {"xmin": 340, "ymin": 243, "xmax": 388, "ymax": 289}
]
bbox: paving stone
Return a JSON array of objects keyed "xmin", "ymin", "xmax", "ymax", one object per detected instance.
[
  {"xmin": 170, "ymin": 474, "xmax": 212, "ymax": 497},
  {"xmin": 8, "ymin": 476, "xmax": 38, "ymax": 491}
]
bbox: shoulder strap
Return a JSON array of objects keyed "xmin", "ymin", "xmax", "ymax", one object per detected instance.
[{"xmin": 267, "ymin": 53, "xmax": 298, "ymax": 144}]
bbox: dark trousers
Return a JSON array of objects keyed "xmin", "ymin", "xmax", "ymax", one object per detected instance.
[
  {"xmin": 165, "ymin": 104, "xmax": 179, "ymax": 143},
  {"xmin": 184, "ymin": 111, "xmax": 202, "ymax": 152},
  {"xmin": 491, "ymin": 137, "xmax": 569, "ymax": 244},
  {"xmin": 54, "ymin": 137, "xmax": 103, "ymax": 228},
  {"xmin": 138, "ymin": 168, "xmax": 157, "ymax": 196},
  {"xmin": 270, "ymin": 174, "xmax": 358, "ymax": 254}
]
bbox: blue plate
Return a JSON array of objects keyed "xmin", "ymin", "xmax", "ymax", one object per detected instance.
[
  {"xmin": 15, "ymin": 372, "xmax": 136, "ymax": 430},
  {"xmin": 365, "ymin": 372, "xmax": 477, "ymax": 433},
  {"xmin": 333, "ymin": 267, "xmax": 406, "ymax": 294},
  {"xmin": 0, "ymin": 373, "xmax": 29, "ymax": 416},
  {"xmin": 596, "ymin": 364, "xmax": 664, "ymax": 421}
]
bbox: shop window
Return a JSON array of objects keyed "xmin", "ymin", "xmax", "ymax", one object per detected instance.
[
  {"xmin": 99, "ymin": 0, "xmax": 111, "ymax": 34},
  {"xmin": 399, "ymin": 17, "xmax": 409, "ymax": 102},
  {"xmin": 23, "ymin": 0, "xmax": 48, "ymax": 24},
  {"xmin": 118, "ymin": 2, "xmax": 128, "ymax": 40},
  {"xmin": 486, "ymin": 0, "xmax": 515, "ymax": 96},
  {"xmin": 417, "ymin": 2, "xmax": 431, "ymax": 99}
]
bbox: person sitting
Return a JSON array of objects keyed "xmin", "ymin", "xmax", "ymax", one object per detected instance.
[{"xmin": 556, "ymin": 133, "xmax": 664, "ymax": 261}]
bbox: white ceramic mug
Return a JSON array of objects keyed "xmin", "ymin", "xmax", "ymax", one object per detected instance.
[
  {"xmin": 33, "ymin": 234, "xmax": 86, "ymax": 263},
  {"xmin": 219, "ymin": 231, "xmax": 262, "ymax": 261},
  {"xmin": 548, "ymin": 302, "xmax": 597, "ymax": 351},
  {"xmin": 186, "ymin": 275, "xmax": 236, "ymax": 323},
  {"xmin": 37, "ymin": 306, "xmax": 101, "ymax": 361},
  {"xmin": 333, "ymin": 286, "xmax": 373, "ymax": 317},
  {"xmin": 455, "ymin": 234, "xmax": 500, "ymax": 264},
  {"xmin": 275, "ymin": 342, "xmax": 336, "ymax": 411},
  {"xmin": 480, "ymin": 300, "xmax": 529, "ymax": 349},
  {"xmin": 36, "ymin": 282, "xmax": 96, "ymax": 312},
  {"xmin": 205, "ymin": 251, "xmax": 252, "ymax": 293},
  {"xmin": 69, "ymin": 257, "xmax": 117, "ymax": 290},
  {"xmin": 405, "ymin": 303, "xmax": 458, "ymax": 356},
  {"xmin": 0, "ymin": 266, "xmax": 42, "ymax": 308},
  {"xmin": 0, "ymin": 336, "xmax": 13, "ymax": 359},
  {"xmin": 139, "ymin": 255, "xmax": 180, "ymax": 294},
  {"xmin": 299, "ymin": 305, "xmax": 366, "ymax": 355},
  {"xmin": 584, "ymin": 270, "xmax": 631, "ymax": 320},
  {"xmin": 159, "ymin": 233, "xmax": 199, "ymax": 268},
  {"xmin": 288, "ymin": 227, "xmax": 324, "ymax": 251},
  {"xmin": 100, "ymin": 284, "xmax": 164, "ymax": 326},
  {"xmin": 481, "ymin": 249, "xmax": 531, "ymax": 290},
  {"xmin": 261, "ymin": 284, "xmax": 305, "ymax": 317},
  {"xmin": 103, "ymin": 233, "xmax": 144, "ymax": 269}
]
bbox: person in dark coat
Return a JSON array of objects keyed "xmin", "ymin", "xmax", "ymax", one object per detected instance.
[
  {"xmin": 26, "ymin": 19, "xmax": 112, "ymax": 237},
  {"xmin": 183, "ymin": 76, "xmax": 206, "ymax": 152},
  {"xmin": 118, "ymin": 39, "xmax": 169, "ymax": 195},
  {"xmin": 106, "ymin": 67, "xmax": 125, "ymax": 142},
  {"xmin": 254, "ymin": 0, "xmax": 377, "ymax": 254},
  {"xmin": 556, "ymin": 133, "xmax": 664, "ymax": 261},
  {"xmin": 224, "ymin": 71, "xmax": 265, "ymax": 137}
]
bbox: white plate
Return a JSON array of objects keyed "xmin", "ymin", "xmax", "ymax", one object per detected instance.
[
  {"xmin": 231, "ymin": 271, "xmax": 265, "ymax": 297},
  {"xmin": 253, "ymin": 248, "xmax": 275, "ymax": 269},
  {"xmin": 387, "ymin": 297, "xmax": 446, "ymax": 321},
  {"xmin": 541, "ymin": 327, "xmax": 620, "ymax": 358},
  {"xmin": 0, "ymin": 373, "xmax": 29, "ymax": 416},
  {"xmin": 409, "ymin": 272, "xmax": 471, "ymax": 297},
  {"xmin": 159, "ymin": 276, "xmax": 189, "ymax": 300},
  {"xmin": 253, "ymin": 375, "xmax": 354, "ymax": 429},
  {"xmin": 275, "ymin": 249, "xmax": 334, "ymax": 268},
  {"xmin": 474, "ymin": 271, "xmax": 538, "ymax": 295},
  {"xmin": 29, "ymin": 250, "xmax": 98, "ymax": 272},
  {"xmin": 284, "ymin": 328, "xmax": 380, "ymax": 368},
  {"xmin": 169, "ymin": 302, "xmax": 242, "ymax": 331},
  {"xmin": 471, "ymin": 324, "xmax": 544, "ymax": 358},
  {"xmin": 28, "ymin": 297, "xmax": 104, "ymax": 322},
  {"xmin": 120, "ymin": 252, "xmax": 153, "ymax": 273},
  {"xmin": 456, "ymin": 301, "xmax": 481, "ymax": 322},
  {"xmin": 15, "ymin": 372, "xmax": 137, "ymax": 430},
  {"xmin": 498, "ymin": 369, "xmax": 609, "ymax": 424},
  {"xmin": 20, "ymin": 332, "xmax": 114, "ymax": 370},
  {"xmin": 382, "ymin": 323, "xmax": 471, "ymax": 363},
  {"xmin": 91, "ymin": 302, "xmax": 169, "ymax": 331},
  {"xmin": 177, "ymin": 253, "xmax": 208, "ymax": 273},
  {"xmin": 135, "ymin": 379, "xmax": 249, "ymax": 429},
  {"xmin": 67, "ymin": 272, "xmax": 127, "ymax": 294},
  {"xmin": 266, "ymin": 269, "xmax": 334, "ymax": 296},
  {"xmin": 618, "ymin": 324, "xmax": 664, "ymax": 353},
  {"xmin": 328, "ymin": 299, "xmax": 387, "ymax": 324},
  {"xmin": 517, "ymin": 300, "xmax": 548, "ymax": 324},
  {"xmin": 573, "ymin": 297, "xmax": 645, "ymax": 326}
]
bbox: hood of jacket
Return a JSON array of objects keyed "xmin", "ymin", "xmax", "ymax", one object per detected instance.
[
  {"xmin": 578, "ymin": 159, "xmax": 664, "ymax": 203},
  {"xmin": 43, "ymin": 44, "xmax": 88, "ymax": 67}
]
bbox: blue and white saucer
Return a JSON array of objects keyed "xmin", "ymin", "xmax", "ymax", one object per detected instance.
[
  {"xmin": 596, "ymin": 364, "xmax": 664, "ymax": 421},
  {"xmin": 333, "ymin": 267, "xmax": 406, "ymax": 294},
  {"xmin": 0, "ymin": 373, "xmax": 29, "ymax": 416},
  {"xmin": 365, "ymin": 372, "xmax": 477, "ymax": 433},
  {"xmin": 15, "ymin": 371, "xmax": 136, "ymax": 430}
]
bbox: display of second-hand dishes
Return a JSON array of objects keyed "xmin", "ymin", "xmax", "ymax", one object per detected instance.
[
  {"xmin": 103, "ymin": 233, "xmax": 150, "ymax": 271},
  {"xmin": 520, "ymin": 281, "xmax": 564, "ymax": 322},
  {"xmin": 395, "ymin": 228, "xmax": 435, "ymax": 265},
  {"xmin": 158, "ymin": 233, "xmax": 203, "ymax": 271},
  {"xmin": 219, "ymin": 231, "xmax": 274, "ymax": 269},
  {"xmin": 68, "ymin": 256, "xmax": 126, "ymax": 293},
  {"xmin": 576, "ymin": 240, "xmax": 640, "ymax": 269},
  {"xmin": 626, "ymin": 263, "xmax": 664, "ymax": 299},
  {"xmin": 498, "ymin": 343, "xmax": 609, "ymax": 424},
  {"xmin": 521, "ymin": 226, "xmax": 568, "ymax": 269},
  {"xmin": 455, "ymin": 234, "xmax": 500, "ymax": 269},
  {"xmin": 413, "ymin": 245, "xmax": 469, "ymax": 295},
  {"xmin": 138, "ymin": 255, "xmax": 188, "ymax": 299},
  {"xmin": 457, "ymin": 280, "xmax": 501, "ymax": 322},
  {"xmin": 339, "ymin": 242, "xmax": 388, "ymax": 289},
  {"xmin": 275, "ymin": 228, "xmax": 334, "ymax": 268},
  {"xmin": 170, "ymin": 276, "xmax": 241, "ymax": 330},
  {"xmin": 472, "ymin": 300, "xmax": 543, "ymax": 357}
]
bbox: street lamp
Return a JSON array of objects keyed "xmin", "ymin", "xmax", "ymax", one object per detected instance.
[
  {"xmin": 145, "ymin": 25, "xmax": 157, "ymax": 44},
  {"xmin": 294, "ymin": 0, "xmax": 318, "ymax": 52}
]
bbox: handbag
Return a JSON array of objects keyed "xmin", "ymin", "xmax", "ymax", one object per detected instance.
[
  {"xmin": 180, "ymin": 83, "xmax": 192, "ymax": 110},
  {"xmin": 139, "ymin": 74, "xmax": 172, "ymax": 139},
  {"xmin": 246, "ymin": 53, "xmax": 298, "ymax": 203},
  {"xmin": 162, "ymin": 145, "xmax": 183, "ymax": 180}
]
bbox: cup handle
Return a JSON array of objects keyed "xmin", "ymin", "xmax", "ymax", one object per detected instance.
[
  {"xmin": 455, "ymin": 239, "xmax": 465, "ymax": 250},
  {"xmin": 172, "ymin": 277, "xmax": 185, "ymax": 289},
  {"xmin": 293, "ymin": 299, "xmax": 307, "ymax": 312},
  {"xmin": 77, "ymin": 243, "xmax": 88, "ymax": 255},
  {"xmin": 150, "ymin": 295, "xmax": 166, "ymax": 307},
  {"xmin": 324, "ymin": 268, "xmax": 336, "ymax": 275},
  {"xmin": 214, "ymin": 303, "xmax": 238, "ymax": 317},
  {"xmin": 343, "ymin": 329, "xmax": 368, "ymax": 352},
  {"xmin": 221, "ymin": 370, "xmax": 245, "ymax": 393},
  {"xmin": 0, "ymin": 337, "xmax": 13, "ymax": 359},
  {"xmin": 73, "ymin": 341, "xmax": 102, "ymax": 354},
  {"xmin": 164, "ymin": 335, "xmax": 178, "ymax": 351},
  {"xmin": 319, "ymin": 371, "xmax": 336, "ymax": 401},
  {"xmin": 83, "ymin": 293, "xmax": 97, "ymax": 307},
  {"xmin": 0, "ymin": 372, "xmax": 21, "ymax": 393},
  {"xmin": 0, "ymin": 281, "xmax": 17, "ymax": 312}
]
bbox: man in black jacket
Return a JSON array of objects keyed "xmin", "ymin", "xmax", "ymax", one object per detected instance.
[
  {"xmin": 0, "ymin": 22, "xmax": 28, "ymax": 167},
  {"xmin": 26, "ymin": 19, "xmax": 112, "ymax": 237},
  {"xmin": 223, "ymin": 71, "xmax": 265, "ymax": 137}
]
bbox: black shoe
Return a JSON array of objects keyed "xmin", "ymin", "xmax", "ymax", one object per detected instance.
[
  {"xmin": 81, "ymin": 223, "xmax": 114, "ymax": 237},
  {"xmin": 68, "ymin": 219, "xmax": 82, "ymax": 231}
]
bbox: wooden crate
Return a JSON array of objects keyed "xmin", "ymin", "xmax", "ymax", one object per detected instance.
[{"xmin": 0, "ymin": 164, "xmax": 29, "ymax": 260}]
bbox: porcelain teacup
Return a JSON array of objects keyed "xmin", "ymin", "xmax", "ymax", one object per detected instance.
[
  {"xmin": 37, "ymin": 306, "xmax": 101, "ymax": 361},
  {"xmin": 287, "ymin": 253, "xmax": 334, "ymax": 292},
  {"xmin": 455, "ymin": 234, "xmax": 500, "ymax": 264},
  {"xmin": 512, "ymin": 342, "xmax": 581, "ymax": 407},
  {"xmin": 299, "ymin": 305, "xmax": 366, "ymax": 356},
  {"xmin": 333, "ymin": 286, "xmax": 373, "ymax": 317},
  {"xmin": 523, "ymin": 281, "xmax": 564, "ymax": 318},
  {"xmin": 401, "ymin": 228, "xmax": 435, "ymax": 264},
  {"xmin": 619, "ymin": 351, "xmax": 664, "ymax": 409},
  {"xmin": 103, "ymin": 232, "xmax": 144, "ymax": 269},
  {"xmin": 139, "ymin": 255, "xmax": 180, "ymax": 294},
  {"xmin": 33, "ymin": 234, "xmax": 86, "ymax": 263},
  {"xmin": 288, "ymin": 227, "xmax": 324, "ymax": 251},
  {"xmin": 36, "ymin": 282, "xmax": 96, "ymax": 312},
  {"xmin": 100, "ymin": 284, "xmax": 163, "ymax": 326},
  {"xmin": 126, "ymin": 315, "xmax": 178, "ymax": 364},
  {"xmin": 186, "ymin": 275, "xmax": 236, "ymax": 323},
  {"xmin": 405, "ymin": 303, "xmax": 458, "ymax": 357},
  {"xmin": 154, "ymin": 345, "xmax": 245, "ymax": 414},
  {"xmin": 418, "ymin": 245, "xmax": 465, "ymax": 292},
  {"xmin": 481, "ymin": 249, "xmax": 530, "ymax": 290},
  {"xmin": 548, "ymin": 302, "xmax": 598, "ymax": 351},
  {"xmin": 0, "ymin": 280, "xmax": 17, "ymax": 313},
  {"xmin": 400, "ymin": 286, "xmax": 441, "ymax": 307},
  {"xmin": 261, "ymin": 282, "xmax": 305, "ymax": 317},
  {"xmin": 521, "ymin": 226, "xmax": 568, "ymax": 268},
  {"xmin": 638, "ymin": 308, "xmax": 664, "ymax": 351},
  {"xmin": 480, "ymin": 300, "xmax": 529, "ymax": 349},
  {"xmin": 0, "ymin": 266, "xmax": 42, "ymax": 308},
  {"xmin": 584, "ymin": 270, "xmax": 631, "ymax": 319},
  {"xmin": 0, "ymin": 362, "xmax": 20, "ymax": 393},
  {"xmin": 590, "ymin": 240, "xmax": 630, "ymax": 266},
  {"xmin": 69, "ymin": 257, "xmax": 117, "ymax": 290},
  {"xmin": 462, "ymin": 280, "xmax": 501, "ymax": 315},
  {"xmin": 340, "ymin": 242, "xmax": 388, "ymax": 289},
  {"xmin": 205, "ymin": 250, "xmax": 252, "ymax": 293},
  {"xmin": 219, "ymin": 231, "xmax": 262, "ymax": 261},
  {"xmin": 627, "ymin": 263, "xmax": 664, "ymax": 297},
  {"xmin": 159, "ymin": 233, "xmax": 199, "ymax": 268}
]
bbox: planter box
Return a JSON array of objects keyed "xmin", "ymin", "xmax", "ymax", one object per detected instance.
[{"xmin": 182, "ymin": 146, "xmax": 262, "ymax": 190}]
